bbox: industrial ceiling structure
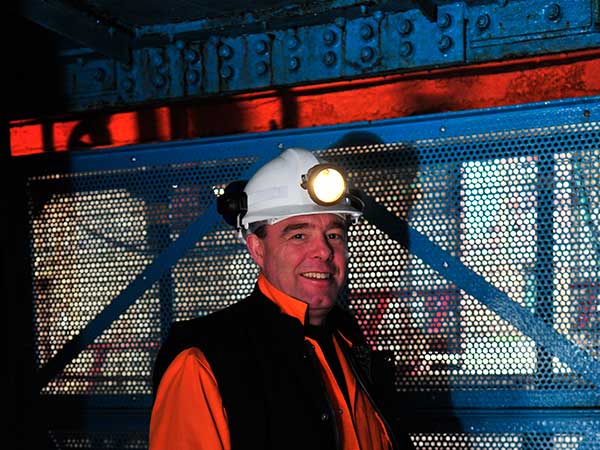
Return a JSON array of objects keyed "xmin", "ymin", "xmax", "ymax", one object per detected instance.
[
  {"xmin": 19, "ymin": 1, "xmax": 462, "ymax": 58},
  {"xmin": 10, "ymin": 0, "xmax": 600, "ymax": 116}
]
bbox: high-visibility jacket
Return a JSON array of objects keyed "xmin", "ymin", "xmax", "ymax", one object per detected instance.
[{"xmin": 150, "ymin": 275, "xmax": 413, "ymax": 450}]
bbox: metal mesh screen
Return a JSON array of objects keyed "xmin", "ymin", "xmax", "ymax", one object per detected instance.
[
  {"xmin": 411, "ymin": 433, "xmax": 584, "ymax": 449},
  {"xmin": 29, "ymin": 156, "xmax": 258, "ymax": 395},
  {"xmin": 44, "ymin": 432, "xmax": 589, "ymax": 450},
  {"xmin": 25, "ymin": 99, "xmax": 599, "ymax": 448},
  {"xmin": 322, "ymin": 127, "xmax": 600, "ymax": 393},
  {"xmin": 48, "ymin": 431, "xmax": 148, "ymax": 450}
]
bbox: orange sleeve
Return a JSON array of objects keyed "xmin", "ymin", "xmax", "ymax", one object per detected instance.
[{"xmin": 149, "ymin": 347, "xmax": 231, "ymax": 450}]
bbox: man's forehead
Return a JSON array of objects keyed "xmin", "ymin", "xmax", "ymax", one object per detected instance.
[{"xmin": 276, "ymin": 213, "xmax": 347, "ymax": 230}]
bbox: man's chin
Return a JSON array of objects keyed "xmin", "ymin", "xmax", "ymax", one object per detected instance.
[
  {"xmin": 306, "ymin": 305, "xmax": 333, "ymax": 326},
  {"xmin": 294, "ymin": 287, "xmax": 340, "ymax": 310},
  {"xmin": 305, "ymin": 296, "xmax": 338, "ymax": 312}
]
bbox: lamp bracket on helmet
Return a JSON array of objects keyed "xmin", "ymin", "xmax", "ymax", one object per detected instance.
[{"xmin": 216, "ymin": 180, "xmax": 248, "ymax": 228}]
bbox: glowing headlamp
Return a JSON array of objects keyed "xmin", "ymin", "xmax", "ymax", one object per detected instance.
[{"xmin": 301, "ymin": 164, "xmax": 348, "ymax": 206}]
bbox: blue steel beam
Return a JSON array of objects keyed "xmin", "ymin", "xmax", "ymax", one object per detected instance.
[{"xmin": 49, "ymin": 0, "xmax": 600, "ymax": 113}]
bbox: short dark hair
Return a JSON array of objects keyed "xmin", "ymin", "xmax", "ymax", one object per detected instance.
[
  {"xmin": 242, "ymin": 223, "xmax": 267, "ymax": 240},
  {"xmin": 252, "ymin": 224, "xmax": 267, "ymax": 239},
  {"xmin": 247, "ymin": 215, "xmax": 350, "ymax": 240}
]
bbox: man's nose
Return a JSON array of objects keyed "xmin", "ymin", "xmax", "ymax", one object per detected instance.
[{"xmin": 312, "ymin": 235, "xmax": 333, "ymax": 260}]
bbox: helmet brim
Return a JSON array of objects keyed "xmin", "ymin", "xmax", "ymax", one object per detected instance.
[{"xmin": 242, "ymin": 203, "xmax": 362, "ymax": 227}]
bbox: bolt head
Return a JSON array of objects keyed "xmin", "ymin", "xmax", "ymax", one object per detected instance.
[
  {"xmin": 254, "ymin": 40, "xmax": 268, "ymax": 55},
  {"xmin": 255, "ymin": 61, "xmax": 268, "ymax": 75},
  {"xmin": 220, "ymin": 65, "xmax": 233, "ymax": 79},
  {"xmin": 323, "ymin": 51, "xmax": 337, "ymax": 66},
  {"xmin": 399, "ymin": 41, "xmax": 413, "ymax": 57},
  {"xmin": 438, "ymin": 35, "xmax": 453, "ymax": 52},
  {"xmin": 151, "ymin": 52, "xmax": 164, "ymax": 67},
  {"xmin": 360, "ymin": 46, "xmax": 374, "ymax": 62},
  {"xmin": 360, "ymin": 24, "xmax": 374, "ymax": 40},
  {"xmin": 476, "ymin": 13, "xmax": 490, "ymax": 30},
  {"xmin": 545, "ymin": 3, "xmax": 561, "ymax": 21},
  {"xmin": 286, "ymin": 36, "xmax": 300, "ymax": 50},
  {"xmin": 399, "ymin": 19, "xmax": 413, "ymax": 36},
  {"xmin": 323, "ymin": 29, "xmax": 337, "ymax": 46},
  {"xmin": 152, "ymin": 73, "xmax": 167, "ymax": 88},
  {"xmin": 288, "ymin": 56, "xmax": 300, "ymax": 71},
  {"xmin": 438, "ymin": 13, "xmax": 452, "ymax": 29},
  {"xmin": 219, "ymin": 45, "xmax": 233, "ymax": 59},
  {"xmin": 186, "ymin": 69, "xmax": 199, "ymax": 84},
  {"xmin": 184, "ymin": 49, "xmax": 198, "ymax": 63}
]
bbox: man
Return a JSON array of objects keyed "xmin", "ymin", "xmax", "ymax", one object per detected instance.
[{"xmin": 149, "ymin": 148, "xmax": 414, "ymax": 450}]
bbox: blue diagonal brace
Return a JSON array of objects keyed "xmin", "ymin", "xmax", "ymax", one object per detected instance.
[
  {"xmin": 34, "ymin": 154, "xmax": 275, "ymax": 391},
  {"xmin": 362, "ymin": 194, "xmax": 600, "ymax": 387}
]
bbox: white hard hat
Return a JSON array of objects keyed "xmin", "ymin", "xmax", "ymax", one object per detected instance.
[{"xmin": 241, "ymin": 148, "xmax": 363, "ymax": 229}]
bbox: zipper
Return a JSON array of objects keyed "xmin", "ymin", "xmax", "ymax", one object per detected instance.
[{"xmin": 304, "ymin": 340, "xmax": 341, "ymax": 450}]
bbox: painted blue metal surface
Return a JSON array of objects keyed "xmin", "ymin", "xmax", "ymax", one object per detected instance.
[
  {"xmin": 467, "ymin": 0, "xmax": 599, "ymax": 61},
  {"xmin": 56, "ymin": 0, "xmax": 600, "ymax": 113}
]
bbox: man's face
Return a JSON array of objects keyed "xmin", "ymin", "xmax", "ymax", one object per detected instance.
[{"xmin": 246, "ymin": 213, "xmax": 349, "ymax": 325}]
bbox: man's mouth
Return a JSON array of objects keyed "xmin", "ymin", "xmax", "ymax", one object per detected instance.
[{"xmin": 300, "ymin": 272, "xmax": 332, "ymax": 280}]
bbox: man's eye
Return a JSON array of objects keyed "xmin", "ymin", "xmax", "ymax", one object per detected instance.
[
  {"xmin": 328, "ymin": 233, "xmax": 345, "ymax": 241},
  {"xmin": 291, "ymin": 233, "xmax": 305, "ymax": 240}
]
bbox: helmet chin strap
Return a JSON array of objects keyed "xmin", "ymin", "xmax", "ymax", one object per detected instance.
[
  {"xmin": 236, "ymin": 229, "xmax": 245, "ymax": 243},
  {"xmin": 236, "ymin": 213, "xmax": 248, "ymax": 242}
]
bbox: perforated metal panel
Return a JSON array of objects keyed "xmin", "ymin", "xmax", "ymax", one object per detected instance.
[
  {"xmin": 29, "ymin": 155, "xmax": 259, "ymax": 395},
  {"xmin": 24, "ymin": 96, "xmax": 599, "ymax": 448}
]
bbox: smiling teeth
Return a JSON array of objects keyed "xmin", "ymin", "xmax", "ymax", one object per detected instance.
[{"xmin": 302, "ymin": 272, "xmax": 331, "ymax": 279}]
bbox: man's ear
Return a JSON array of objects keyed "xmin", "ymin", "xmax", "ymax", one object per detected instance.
[{"xmin": 245, "ymin": 233, "xmax": 264, "ymax": 268}]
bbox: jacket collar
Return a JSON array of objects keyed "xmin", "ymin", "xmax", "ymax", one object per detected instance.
[
  {"xmin": 257, "ymin": 273, "xmax": 310, "ymax": 326},
  {"xmin": 255, "ymin": 274, "xmax": 365, "ymax": 347}
]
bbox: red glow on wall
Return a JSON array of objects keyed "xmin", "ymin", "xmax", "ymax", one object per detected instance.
[
  {"xmin": 10, "ymin": 124, "xmax": 46, "ymax": 156},
  {"xmin": 9, "ymin": 50, "xmax": 600, "ymax": 157}
]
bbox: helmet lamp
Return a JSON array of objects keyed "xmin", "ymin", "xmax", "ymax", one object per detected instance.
[{"xmin": 302, "ymin": 164, "xmax": 347, "ymax": 206}]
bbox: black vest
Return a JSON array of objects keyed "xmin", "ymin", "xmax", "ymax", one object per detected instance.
[{"xmin": 152, "ymin": 285, "xmax": 412, "ymax": 450}]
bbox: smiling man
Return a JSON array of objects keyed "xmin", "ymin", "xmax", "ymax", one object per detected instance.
[
  {"xmin": 149, "ymin": 148, "xmax": 414, "ymax": 450},
  {"xmin": 245, "ymin": 213, "xmax": 348, "ymax": 326}
]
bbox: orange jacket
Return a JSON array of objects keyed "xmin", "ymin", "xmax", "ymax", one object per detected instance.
[{"xmin": 150, "ymin": 274, "xmax": 393, "ymax": 450}]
